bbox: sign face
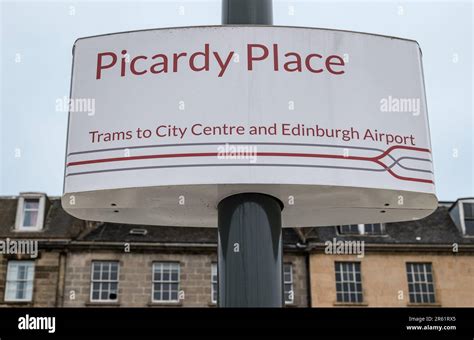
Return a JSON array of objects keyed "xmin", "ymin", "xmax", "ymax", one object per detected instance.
[{"xmin": 62, "ymin": 26, "xmax": 437, "ymax": 227}]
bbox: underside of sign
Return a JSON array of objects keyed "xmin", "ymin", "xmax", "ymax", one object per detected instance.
[
  {"xmin": 62, "ymin": 184, "xmax": 437, "ymax": 227},
  {"xmin": 62, "ymin": 26, "xmax": 438, "ymax": 227}
]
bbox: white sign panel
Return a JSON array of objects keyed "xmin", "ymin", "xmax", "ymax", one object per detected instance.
[{"xmin": 62, "ymin": 26, "xmax": 437, "ymax": 227}]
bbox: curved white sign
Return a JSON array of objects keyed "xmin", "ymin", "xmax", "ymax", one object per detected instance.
[{"xmin": 62, "ymin": 26, "xmax": 437, "ymax": 227}]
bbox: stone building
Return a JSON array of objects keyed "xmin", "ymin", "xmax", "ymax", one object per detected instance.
[
  {"xmin": 0, "ymin": 193, "xmax": 472, "ymax": 307},
  {"xmin": 0, "ymin": 193, "xmax": 86, "ymax": 307},
  {"xmin": 0, "ymin": 193, "xmax": 308, "ymax": 307},
  {"xmin": 62, "ymin": 223, "xmax": 308, "ymax": 307},
  {"xmin": 306, "ymin": 199, "xmax": 474, "ymax": 307}
]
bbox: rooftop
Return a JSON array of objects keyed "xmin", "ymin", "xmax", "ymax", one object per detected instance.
[{"xmin": 0, "ymin": 195, "xmax": 473, "ymax": 248}]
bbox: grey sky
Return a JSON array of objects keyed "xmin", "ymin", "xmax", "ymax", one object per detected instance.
[{"xmin": 1, "ymin": 0, "xmax": 473, "ymax": 201}]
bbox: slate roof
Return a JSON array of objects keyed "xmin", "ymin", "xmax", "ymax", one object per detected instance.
[
  {"xmin": 305, "ymin": 205, "xmax": 474, "ymax": 245},
  {"xmin": 0, "ymin": 197, "xmax": 85, "ymax": 239},
  {"xmin": 78, "ymin": 222, "xmax": 301, "ymax": 245},
  {"xmin": 0, "ymin": 196, "xmax": 472, "ymax": 247}
]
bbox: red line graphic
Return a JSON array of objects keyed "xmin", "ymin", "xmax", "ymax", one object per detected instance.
[
  {"xmin": 66, "ymin": 145, "xmax": 433, "ymax": 184},
  {"xmin": 373, "ymin": 145, "xmax": 430, "ymax": 160},
  {"xmin": 372, "ymin": 159, "xmax": 432, "ymax": 184}
]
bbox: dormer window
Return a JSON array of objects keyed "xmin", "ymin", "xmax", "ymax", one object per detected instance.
[
  {"xmin": 362, "ymin": 223, "xmax": 385, "ymax": 235},
  {"xmin": 338, "ymin": 224, "xmax": 360, "ymax": 235},
  {"xmin": 15, "ymin": 194, "xmax": 47, "ymax": 231},
  {"xmin": 448, "ymin": 199, "xmax": 474, "ymax": 236},
  {"xmin": 23, "ymin": 199, "xmax": 39, "ymax": 227},
  {"xmin": 337, "ymin": 224, "xmax": 385, "ymax": 235},
  {"xmin": 462, "ymin": 202, "xmax": 474, "ymax": 236}
]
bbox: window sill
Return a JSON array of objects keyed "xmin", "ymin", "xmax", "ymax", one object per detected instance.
[
  {"xmin": 407, "ymin": 303, "xmax": 441, "ymax": 307},
  {"xmin": 333, "ymin": 302, "xmax": 368, "ymax": 307},
  {"xmin": 14, "ymin": 228, "xmax": 44, "ymax": 232},
  {"xmin": 147, "ymin": 301, "xmax": 182, "ymax": 307},
  {"xmin": 4, "ymin": 253, "xmax": 38, "ymax": 260},
  {"xmin": 85, "ymin": 301, "xmax": 120, "ymax": 307},
  {"xmin": 3, "ymin": 301, "xmax": 33, "ymax": 306}
]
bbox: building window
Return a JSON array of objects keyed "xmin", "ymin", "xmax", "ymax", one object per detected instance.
[
  {"xmin": 152, "ymin": 262, "xmax": 180, "ymax": 302},
  {"xmin": 338, "ymin": 224, "xmax": 385, "ymax": 236},
  {"xmin": 463, "ymin": 203, "xmax": 474, "ymax": 236},
  {"xmin": 22, "ymin": 199, "xmax": 40, "ymax": 227},
  {"xmin": 90, "ymin": 261, "xmax": 119, "ymax": 302},
  {"xmin": 5, "ymin": 261, "xmax": 35, "ymax": 302},
  {"xmin": 335, "ymin": 262, "xmax": 363, "ymax": 303},
  {"xmin": 406, "ymin": 263, "xmax": 435, "ymax": 304},
  {"xmin": 15, "ymin": 195, "xmax": 46, "ymax": 231},
  {"xmin": 337, "ymin": 225, "xmax": 360, "ymax": 235},
  {"xmin": 363, "ymin": 223, "xmax": 384, "ymax": 235},
  {"xmin": 284, "ymin": 263, "xmax": 294, "ymax": 304},
  {"xmin": 211, "ymin": 263, "xmax": 218, "ymax": 304}
]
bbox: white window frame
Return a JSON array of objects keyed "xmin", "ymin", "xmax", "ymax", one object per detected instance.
[
  {"xmin": 460, "ymin": 200, "xmax": 474, "ymax": 236},
  {"xmin": 152, "ymin": 262, "xmax": 180, "ymax": 303},
  {"xmin": 4, "ymin": 261, "xmax": 35, "ymax": 302},
  {"xmin": 406, "ymin": 263, "xmax": 436, "ymax": 304},
  {"xmin": 337, "ymin": 224, "xmax": 360, "ymax": 235},
  {"xmin": 211, "ymin": 263, "xmax": 218, "ymax": 305},
  {"xmin": 338, "ymin": 224, "xmax": 385, "ymax": 236},
  {"xmin": 283, "ymin": 263, "xmax": 294, "ymax": 305},
  {"xmin": 335, "ymin": 261, "xmax": 363, "ymax": 303},
  {"xmin": 361, "ymin": 223, "xmax": 385, "ymax": 235},
  {"xmin": 15, "ymin": 194, "xmax": 46, "ymax": 231},
  {"xmin": 89, "ymin": 261, "xmax": 120, "ymax": 303}
]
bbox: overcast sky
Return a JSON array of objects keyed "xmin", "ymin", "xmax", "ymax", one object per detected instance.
[{"xmin": 0, "ymin": 0, "xmax": 472, "ymax": 201}]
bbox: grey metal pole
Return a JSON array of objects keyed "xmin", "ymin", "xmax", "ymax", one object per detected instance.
[
  {"xmin": 222, "ymin": 0, "xmax": 273, "ymax": 25},
  {"xmin": 218, "ymin": 194, "xmax": 283, "ymax": 307},
  {"xmin": 218, "ymin": 0, "xmax": 283, "ymax": 308}
]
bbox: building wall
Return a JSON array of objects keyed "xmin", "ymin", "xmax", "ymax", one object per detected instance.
[
  {"xmin": 63, "ymin": 250, "xmax": 308, "ymax": 307},
  {"xmin": 0, "ymin": 251, "xmax": 60, "ymax": 307},
  {"xmin": 310, "ymin": 252, "xmax": 474, "ymax": 307},
  {"xmin": 285, "ymin": 254, "xmax": 308, "ymax": 307}
]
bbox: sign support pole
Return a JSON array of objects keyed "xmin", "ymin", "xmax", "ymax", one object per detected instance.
[{"xmin": 218, "ymin": 0, "xmax": 284, "ymax": 308}]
